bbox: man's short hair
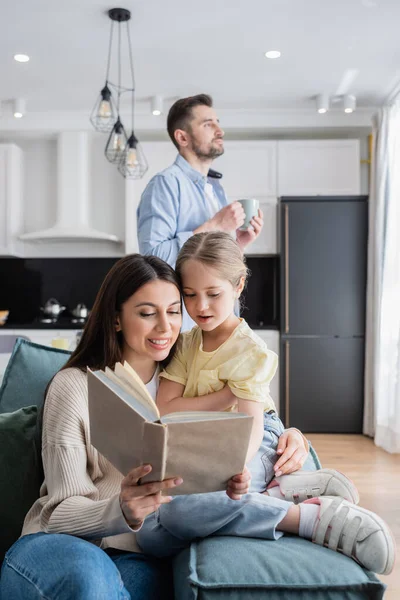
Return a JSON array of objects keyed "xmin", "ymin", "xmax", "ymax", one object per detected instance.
[{"xmin": 167, "ymin": 94, "xmax": 213, "ymax": 149}]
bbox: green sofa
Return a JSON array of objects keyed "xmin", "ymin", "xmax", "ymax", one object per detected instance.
[{"xmin": 0, "ymin": 339, "xmax": 386, "ymax": 599}]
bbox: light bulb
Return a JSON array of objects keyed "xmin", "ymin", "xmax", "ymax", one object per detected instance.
[
  {"xmin": 98, "ymin": 100, "xmax": 112, "ymax": 118},
  {"xmin": 127, "ymin": 148, "xmax": 139, "ymax": 168},
  {"xmin": 112, "ymin": 133, "xmax": 125, "ymax": 152}
]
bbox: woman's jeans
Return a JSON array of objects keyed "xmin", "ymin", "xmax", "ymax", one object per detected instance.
[
  {"xmin": 0, "ymin": 532, "xmax": 173, "ymax": 600},
  {"xmin": 137, "ymin": 413, "xmax": 316, "ymax": 557}
]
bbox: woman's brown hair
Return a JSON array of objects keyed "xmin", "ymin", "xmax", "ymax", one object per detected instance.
[{"xmin": 62, "ymin": 254, "xmax": 181, "ymax": 373}]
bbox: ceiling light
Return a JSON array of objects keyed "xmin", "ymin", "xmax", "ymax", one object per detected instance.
[
  {"xmin": 151, "ymin": 95, "xmax": 163, "ymax": 116},
  {"xmin": 14, "ymin": 54, "xmax": 30, "ymax": 63},
  {"xmin": 13, "ymin": 98, "xmax": 26, "ymax": 118},
  {"xmin": 316, "ymin": 93, "xmax": 329, "ymax": 114},
  {"xmin": 343, "ymin": 94, "xmax": 356, "ymax": 113},
  {"xmin": 265, "ymin": 50, "xmax": 281, "ymax": 59}
]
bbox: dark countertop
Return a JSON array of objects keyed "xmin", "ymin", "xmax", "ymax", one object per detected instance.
[{"xmin": 0, "ymin": 321, "xmax": 85, "ymax": 330}]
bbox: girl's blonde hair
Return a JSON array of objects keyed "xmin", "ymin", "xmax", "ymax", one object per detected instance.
[{"xmin": 176, "ymin": 231, "xmax": 249, "ymax": 289}]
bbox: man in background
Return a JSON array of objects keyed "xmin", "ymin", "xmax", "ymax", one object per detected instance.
[{"xmin": 137, "ymin": 93, "xmax": 263, "ymax": 329}]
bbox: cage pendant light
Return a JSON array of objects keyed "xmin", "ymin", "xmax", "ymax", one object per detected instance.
[
  {"xmin": 90, "ymin": 15, "xmax": 119, "ymax": 133},
  {"xmin": 118, "ymin": 19, "xmax": 148, "ymax": 179},
  {"xmin": 92, "ymin": 8, "xmax": 148, "ymax": 177}
]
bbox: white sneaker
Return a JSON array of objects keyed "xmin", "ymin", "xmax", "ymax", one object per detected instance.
[
  {"xmin": 268, "ymin": 469, "xmax": 359, "ymax": 504},
  {"xmin": 311, "ymin": 496, "xmax": 396, "ymax": 575}
]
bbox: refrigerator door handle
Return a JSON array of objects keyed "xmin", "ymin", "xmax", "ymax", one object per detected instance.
[
  {"xmin": 284, "ymin": 204, "xmax": 290, "ymax": 334},
  {"xmin": 284, "ymin": 340, "xmax": 290, "ymax": 427}
]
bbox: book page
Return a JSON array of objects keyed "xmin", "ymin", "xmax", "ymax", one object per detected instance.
[
  {"xmin": 114, "ymin": 362, "xmax": 160, "ymax": 420},
  {"xmin": 161, "ymin": 411, "xmax": 250, "ymax": 423},
  {"xmin": 93, "ymin": 370, "xmax": 157, "ymax": 423}
]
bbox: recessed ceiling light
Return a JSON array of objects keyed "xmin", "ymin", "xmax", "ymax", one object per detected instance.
[
  {"xmin": 14, "ymin": 54, "xmax": 30, "ymax": 63},
  {"xmin": 265, "ymin": 50, "xmax": 281, "ymax": 59}
]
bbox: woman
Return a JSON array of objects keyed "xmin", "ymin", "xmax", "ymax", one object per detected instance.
[{"xmin": 0, "ymin": 254, "xmax": 310, "ymax": 600}]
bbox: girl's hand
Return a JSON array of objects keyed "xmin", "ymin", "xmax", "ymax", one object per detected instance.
[
  {"xmin": 119, "ymin": 464, "xmax": 183, "ymax": 529},
  {"xmin": 273, "ymin": 429, "xmax": 308, "ymax": 477},
  {"xmin": 226, "ymin": 466, "xmax": 251, "ymax": 500}
]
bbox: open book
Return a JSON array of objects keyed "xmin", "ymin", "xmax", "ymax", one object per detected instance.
[{"xmin": 87, "ymin": 362, "xmax": 253, "ymax": 495}]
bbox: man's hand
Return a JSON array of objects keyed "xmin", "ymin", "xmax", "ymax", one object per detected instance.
[
  {"xmin": 236, "ymin": 209, "xmax": 264, "ymax": 251},
  {"xmin": 204, "ymin": 202, "xmax": 246, "ymax": 233}
]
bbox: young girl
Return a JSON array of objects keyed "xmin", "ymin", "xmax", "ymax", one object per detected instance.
[{"xmin": 136, "ymin": 232, "xmax": 395, "ymax": 577}]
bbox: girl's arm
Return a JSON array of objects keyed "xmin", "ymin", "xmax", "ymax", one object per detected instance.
[
  {"xmin": 157, "ymin": 377, "xmax": 237, "ymax": 416},
  {"xmin": 237, "ymin": 398, "xmax": 264, "ymax": 463}
]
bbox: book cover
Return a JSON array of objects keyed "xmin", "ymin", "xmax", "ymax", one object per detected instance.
[{"xmin": 87, "ymin": 363, "xmax": 253, "ymax": 495}]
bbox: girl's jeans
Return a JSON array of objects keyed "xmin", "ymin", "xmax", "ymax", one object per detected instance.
[{"xmin": 137, "ymin": 414, "xmax": 316, "ymax": 557}]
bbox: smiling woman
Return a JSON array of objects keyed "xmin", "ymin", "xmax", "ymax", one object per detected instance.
[{"xmin": 0, "ymin": 253, "xmax": 256, "ymax": 600}]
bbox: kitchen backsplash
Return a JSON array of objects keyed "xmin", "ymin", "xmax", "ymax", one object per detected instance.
[{"xmin": 0, "ymin": 256, "xmax": 279, "ymax": 328}]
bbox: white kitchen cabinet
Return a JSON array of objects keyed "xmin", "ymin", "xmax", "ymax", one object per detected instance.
[
  {"xmin": 0, "ymin": 144, "xmax": 24, "ymax": 256},
  {"xmin": 255, "ymin": 329, "xmax": 280, "ymax": 413},
  {"xmin": 277, "ymin": 140, "xmax": 360, "ymax": 196},
  {"xmin": 217, "ymin": 141, "xmax": 277, "ymax": 199}
]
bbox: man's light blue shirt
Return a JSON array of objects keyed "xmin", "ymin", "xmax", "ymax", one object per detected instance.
[{"xmin": 137, "ymin": 154, "xmax": 229, "ymax": 266}]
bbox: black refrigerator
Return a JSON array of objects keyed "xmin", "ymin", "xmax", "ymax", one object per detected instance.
[{"xmin": 280, "ymin": 196, "xmax": 368, "ymax": 433}]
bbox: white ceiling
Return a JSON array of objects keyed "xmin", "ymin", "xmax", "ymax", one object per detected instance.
[{"xmin": 1, "ymin": 0, "xmax": 399, "ymax": 118}]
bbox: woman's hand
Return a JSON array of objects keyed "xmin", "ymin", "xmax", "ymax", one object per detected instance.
[
  {"xmin": 226, "ymin": 466, "xmax": 251, "ymax": 500},
  {"xmin": 273, "ymin": 428, "xmax": 309, "ymax": 477},
  {"xmin": 120, "ymin": 464, "xmax": 183, "ymax": 529}
]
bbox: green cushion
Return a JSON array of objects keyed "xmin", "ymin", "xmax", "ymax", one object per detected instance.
[
  {"xmin": 173, "ymin": 536, "xmax": 385, "ymax": 600},
  {"xmin": 0, "ymin": 338, "xmax": 71, "ymax": 414},
  {"xmin": 0, "ymin": 406, "xmax": 43, "ymax": 562}
]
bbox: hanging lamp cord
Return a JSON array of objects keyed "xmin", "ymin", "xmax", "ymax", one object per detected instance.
[
  {"xmin": 105, "ymin": 20, "xmax": 114, "ymax": 84},
  {"xmin": 126, "ymin": 21, "xmax": 136, "ymax": 132}
]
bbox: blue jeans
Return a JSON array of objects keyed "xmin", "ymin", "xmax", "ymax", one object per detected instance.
[{"xmin": 0, "ymin": 533, "xmax": 173, "ymax": 600}]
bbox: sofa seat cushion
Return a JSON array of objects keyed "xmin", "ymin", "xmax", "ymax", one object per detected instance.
[
  {"xmin": 173, "ymin": 535, "xmax": 385, "ymax": 600},
  {"xmin": 0, "ymin": 338, "xmax": 70, "ymax": 414},
  {"xmin": 0, "ymin": 406, "xmax": 43, "ymax": 562}
]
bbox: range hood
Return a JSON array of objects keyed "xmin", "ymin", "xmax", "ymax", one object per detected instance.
[{"xmin": 20, "ymin": 132, "xmax": 121, "ymax": 242}]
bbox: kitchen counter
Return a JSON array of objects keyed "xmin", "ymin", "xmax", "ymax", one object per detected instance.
[{"xmin": 0, "ymin": 321, "xmax": 85, "ymax": 330}]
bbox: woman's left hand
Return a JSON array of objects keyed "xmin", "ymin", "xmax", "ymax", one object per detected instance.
[
  {"xmin": 226, "ymin": 466, "xmax": 251, "ymax": 500},
  {"xmin": 273, "ymin": 428, "xmax": 309, "ymax": 477}
]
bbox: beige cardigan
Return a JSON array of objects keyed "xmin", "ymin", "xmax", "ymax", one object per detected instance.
[{"xmin": 22, "ymin": 368, "xmax": 140, "ymax": 552}]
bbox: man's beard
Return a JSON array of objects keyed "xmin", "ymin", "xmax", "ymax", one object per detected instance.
[{"xmin": 191, "ymin": 138, "xmax": 224, "ymax": 160}]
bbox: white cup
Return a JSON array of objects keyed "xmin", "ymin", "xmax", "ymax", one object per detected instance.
[{"xmin": 237, "ymin": 198, "xmax": 259, "ymax": 230}]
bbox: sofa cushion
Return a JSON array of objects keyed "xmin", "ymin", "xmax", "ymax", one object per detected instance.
[
  {"xmin": 173, "ymin": 536, "xmax": 385, "ymax": 600},
  {"xmin": 0, "ymin": 338, "xmax": 70, "ymax": 414},
  {"xmin": 0, "ymin": 406, "xmax": 43, "ymax": 562}
]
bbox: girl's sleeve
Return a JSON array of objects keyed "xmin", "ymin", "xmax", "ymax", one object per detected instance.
[
  {"xmin": 228, "ymin": 347, "xmax": 278, "ymax": 407},
  {"xmin": 159, "ymin": 335, "xmax": 189, "ymax": 386}
]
